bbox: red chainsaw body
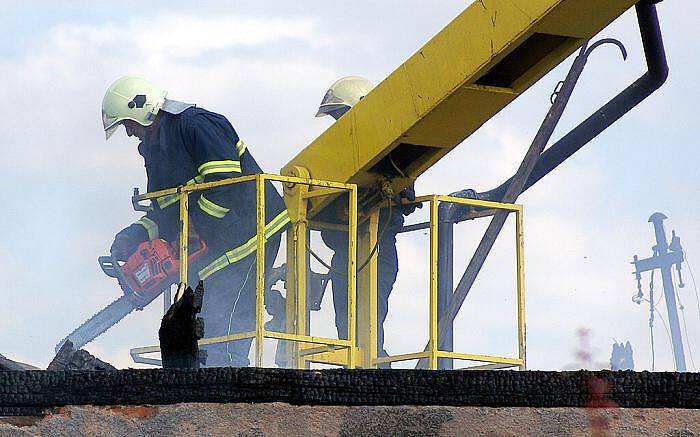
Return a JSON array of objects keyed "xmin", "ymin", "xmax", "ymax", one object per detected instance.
[{"xmin": 121, "ymin": 239, "xmax": 207, "ymax": 304}]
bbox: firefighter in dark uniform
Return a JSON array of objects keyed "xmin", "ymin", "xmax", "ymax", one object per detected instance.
[
  {"xmin": 315, "ymin": 76, "xmax": 417, "ymax": 366},
  {"xmin": 102, "ymin": 76, "xmax": 289, "ymax": 367}
]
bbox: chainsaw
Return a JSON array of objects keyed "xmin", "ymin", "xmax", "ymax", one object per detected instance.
[{"xmin": 55, "ymin": 238, "xmax": 207, "ymax": 353}]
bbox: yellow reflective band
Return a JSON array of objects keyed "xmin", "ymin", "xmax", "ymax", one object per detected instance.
[
  {"xmin": 188, "ymin": 175, "xmax": 205, "ymax": 184},
  {"xmin": 198, "ymin": 160, "xmax": 241, "ymax": 177},
  {"xmin": 197, "ymin": 194, "xmax": 230, "ymax": 218},
  {"xmin": 235, "ymin": 140, "xmax": 247, "ymax": 156},
  {"xmin": 155, "ymin": 175, "xmax": 204, "ymax": 209},
  {"xmin": 157, "ymin": 194, "xmax": 179, "ymax": 209},
  {"xmin": 198, "ymin": 209, "xmax": 291, "ymax": 280},
  {"xmin": 265, "ymin": 209, "xmax": 290, "ymax": 237},
  {"xmin": 135, "ymin": 216, "xmax": 159, "ymax": 240}
]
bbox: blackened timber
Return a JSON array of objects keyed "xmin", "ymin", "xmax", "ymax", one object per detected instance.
[
  {"xmin": 1, "ymin": 369, "xmax": 699, "ymax": 416},
  {"xmin": 159, "ymin": 282, "xmax": 206, "ymax": 369}
]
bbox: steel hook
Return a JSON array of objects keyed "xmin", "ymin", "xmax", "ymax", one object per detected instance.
[
  {"xmin": 584, "ymin": 38, "xmax": 628, "ymax": 61},
  {"xmin": 550, "ymin": 38, "xmax": 627, "ymax": 104}
]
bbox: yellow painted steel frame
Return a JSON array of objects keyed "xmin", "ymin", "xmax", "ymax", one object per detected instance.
[
  {"xmin": 372, "ymin": 195, "xmax": 526, "ymax": 370},
  {"xmin": 130, "ymin": 174, "xmax": 358, "ymax": 369},
  {"xmin": 282, "ymin": 0, "xmax": 638, "ymax": 218}
]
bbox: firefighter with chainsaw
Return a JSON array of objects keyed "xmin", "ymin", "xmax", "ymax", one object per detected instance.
[
  {"xmin": 316, "ymin": 76, "xmax": 418, "ymax": 367},
  {"xmin": 102, "ymin": 76, "xmax": 289, "ymax": 367}
]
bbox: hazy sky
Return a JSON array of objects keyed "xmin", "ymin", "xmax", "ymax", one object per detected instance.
[{"xmin": 1, "ymin": 0, "xmax": 698, "ymax": 371}]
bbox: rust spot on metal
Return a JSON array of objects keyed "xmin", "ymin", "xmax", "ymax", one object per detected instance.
[
  {"xmin": 0, "ymin": 415, "xmax": 45, "ymax": 427},
  {"xmin": 108, "ymin": 405, "xmax": 157, "ymax": 419}
]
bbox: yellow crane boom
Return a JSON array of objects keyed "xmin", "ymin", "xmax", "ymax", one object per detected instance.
[{"xmin": 282, "ymin": 0, "xmax": 637, "ymax": 217}]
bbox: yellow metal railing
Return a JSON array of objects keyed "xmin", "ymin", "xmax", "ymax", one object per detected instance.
[
  {"xmin": 130, "ymin": 173, "xmax": 358, "ymax": 368},
  {"xmin": 128, "ymin": 178, "xmax": 524, "ymax": 371},
  {"xmin": 374, "ymin": 195, "xmax": 526, "ymax": 370}
]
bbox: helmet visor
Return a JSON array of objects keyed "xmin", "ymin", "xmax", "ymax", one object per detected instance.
[
  {"xmin": 316, "ymin": 88, "xmax": 348, "ymax": 117},
  {"xmin": 104, "ymin": 123, "xmax": 121, "ymax": 140},
  {"xmin": 102, "ymin": 110, "xmax": 122, "ymax": 140}
]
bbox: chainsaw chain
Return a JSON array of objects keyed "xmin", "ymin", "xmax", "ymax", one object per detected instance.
[{"xmin": 54, "ymin": 296, "xmax": 136, "ymax": 354}]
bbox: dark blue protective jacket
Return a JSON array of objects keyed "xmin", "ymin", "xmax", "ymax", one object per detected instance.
[{"xmin": 117, "ymin": 106, "xmax": 289, "ymax": 280}]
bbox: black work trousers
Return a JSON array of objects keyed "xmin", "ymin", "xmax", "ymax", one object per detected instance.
[
  {"xmin": 199, "ymin": 235, "xmax": 281, "ymax": 367},
  {"xmin": 323, "ymin": 214, "xmax": 402, "ymax": 364}
]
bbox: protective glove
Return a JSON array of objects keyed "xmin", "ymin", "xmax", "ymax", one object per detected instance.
[
  {"xmin": 400, "ymin": 184, "xmax": 416, "ymax": 202},
  {"xmin": 397, "ymin": 184, "xmax": 421, "ymax": 215},
  {"xmin": 110, "ymin": 233, "xmax": 139, "ymax": 262}
]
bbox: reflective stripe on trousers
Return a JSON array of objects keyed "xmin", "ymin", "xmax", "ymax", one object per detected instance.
[
  {"xmin": 198, "ymin": 194, "xmax": 231, "ymax": 218},
  {"xmin": 198, "ymin": 209, "xmax": 290, "ymax": 280}
]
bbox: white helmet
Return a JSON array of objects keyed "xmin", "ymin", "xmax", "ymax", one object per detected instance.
[
  {"xmin": 102, "ymin": 75, "xmax": 167, "ymax": 140},
  {"xmin": 316, "ymin": 76, "xmax": 374, "ymax": 118}
]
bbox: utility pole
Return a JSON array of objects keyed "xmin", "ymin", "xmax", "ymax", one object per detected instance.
[{"xmin": 632, "ymin": 212, "xmax": 686, "ymax": 371}]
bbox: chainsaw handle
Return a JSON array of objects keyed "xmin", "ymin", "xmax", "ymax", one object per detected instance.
[
  {"xmin": 98, "ymin": 256, "xmax": 119, "ymax": 278},
  {"xmin": 98, "ymin": 255, "xmax": 130, "ymax": 293},
  {"xmin": 170, "ymin": 238, "xmax": 208, "ymax": 263},
  {"xmin": 189, "ymin": 238, "xmax": 208, "ymax": 260}
]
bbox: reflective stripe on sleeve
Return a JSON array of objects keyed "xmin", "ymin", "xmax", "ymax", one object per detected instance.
[
  {"xmin": 135, "ymin": 216, "xmax": 159, "ymax": 240},
  {"xmin": 197, "ymin": 194, "xmax": 230, "ymax": 218},
  {"xmin": 198, "ymin": 160, "xmax": 241, "ymax": 177},
  {"xmin": 235, "ymin": 140, "xmax": 247, "ymax": 156},
  {"xmin": 198, "ymin": 209, "xmax": 290, "ymax": 280},
  {"xmin": 155, "ymin": 175, "xmax": 204, "ymax": 209}
]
